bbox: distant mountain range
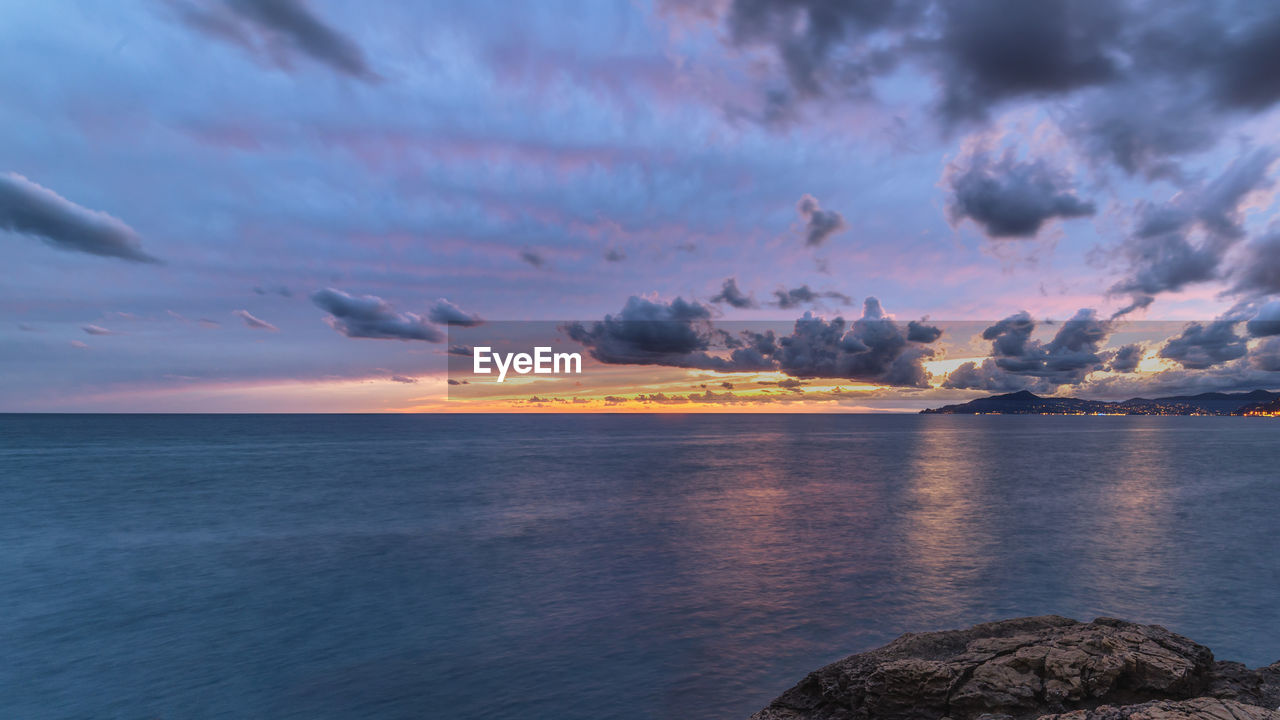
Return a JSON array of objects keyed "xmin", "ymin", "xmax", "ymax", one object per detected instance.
[{"xmin": 921, "ymin": 389, "xmax": 1280, "ymax": 415}]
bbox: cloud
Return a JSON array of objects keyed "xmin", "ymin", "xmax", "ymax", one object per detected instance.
[
  {"xmin": 389, "ymin": 375, "xmax": 418, "ymax": 384},
  {"xmin": 1204, "ymin": 13, "xmax": 1280, "ymax": 111},
  {"xmin": 796, "ymin": 194, "xmax": 847, "ymax": 247},
  {"xmin": 82, "ymin": 324, "xmax": 115, "ymax": 336},
  {"xmin": 1108, "ymin": 343, "xmax": 1144, "ymax": 373},
  {"xmin": 943, "ymin": 358, "xmax": 1038, "ymax": 392},
  {"xmin": 699, "ymin": 0, "xmax": 1280, "ymax": 183},
  {"xmin": 1230, "ymin": 230, "xmax": 1280, "ymax": 298},
  {"xmin": 907, "ymin": 320, "xmax": 943, "ymax": 343},
  {"xmin": 176, "ymin": 0, "xmax": 378, "ymax": 81},
  {"xmin": 519, "ymin": 249, "xmax": 547, "ymax": 268},
  {"xmin": 1133, "ymin": 148, "xmax": 1275, "ymax": 241},
  {"xmin": 723, "ymin": 0, "xmax": 922, "ymax": 106},
  {"xmin": 771, "ymin": 298, "xmax": 936, "ymax": 387},
  {"xmin": 1158, "ymin": 320, "xmax": 1248, "ymax": 369},
  {"xmin": 934, "ymin": 0, "xmax": 1122, "ymax": 123},
  {"xmin": 947, "ymin": 308, "xmax": 1112, "ymax": 388},
  {"xmin": 1248, "ymin": 336, "xmax": 1280, "ymax": 372},
  {"xmin": 710, "ymin": 277, "xmax": 756, "ymax": 308},
  {"xmin": 704, "ymin": 0, "xmax": 1280, "ymax": 187},
  {"xmin": 1110, "ymin": 149, "xmax": 1276, "ymax": 304},
  {"xmin": 233, "ymin": 309, "xmax": 279, "ymax": 331},
  {"xmin": 1110, "ymin": 294, "xmax": 1154, "ymax": 319},
  {"xmin": 252, "ymin": 285, "xmax": 293, "ymax": 297},
  {"xmin": 427, "ymin": 298, "xmax": 484, "ymax": 327},
  {"xmin": 1064, "ymin": 8, "xmax": 1280, "ymax": 178},
  {"xmin": 946, "ymin": 149, "xmax": 1095, "ymax": 238},
  {"xmin": 0, "ymin": 172, "xmax": 159, "ymax": 263},
  {"xmin": 1066, "ymin": 83, "xmax": 1217, "ymax": 181},
  {"xmin": 1078, "ymin": 359, "xmax": 1280, "ymax": 398},
  {"xmin": 1246, "ymin": 300, "xmax": 1280, "ymax": 338},
  {"xmin": 565, "ymin": 296, "xmax": 768, "ymax": 370},
  {"xmin": 772, "ymin": 284, "xmax": 851, "ymax": 309},
  {"xmin": 604, "ymin": 249, "xmax": 626, "ymax": 262},
  {"xmin": 311, "ymin": 287, "xmax": 445, "ymax": 342},
  {"xmin": 566, "ymin": 294, "xmax": 934, "ymax": 385},
  {"xmin": 716, "ymin": 0, "xmax": 1123, "ymax": 124}
]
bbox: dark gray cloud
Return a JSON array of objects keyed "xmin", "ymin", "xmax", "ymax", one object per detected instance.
[
  {"xmin": 427, "ymin": 298, "xmax": 484, "ymax": 327},
  {"xmin": 1135, "ymin": 148, "xmax": 1275, "ymax": 240},
  {"xmin": 772, "ymin": 284, "xmax": 851, "ymax": 309},
  {"xmin": 951, "ymin": 308, "xmax": 1112, "ymax": 388},
  {"xmin": 771, "ymin": 298, "xmax": 935, "ymax": 387},
  {"xmin": 1108, "ymin": 236, "xmax": 1220, "ymax": 302},
  {"xmin": 604, "ymin": 248, "xmax": 626, "ymax": 262},
  {"xmin": 519, "ymin": 249, "xmax": 547, "ymax": 268},
  {"xmin": 710, "ymin": 277, "xmax": 756, "ymax": 308},
  {"xmin": 567, "ymin": 295, "xmax": 937, "ymax": 385},
  {"xmin": 233, "ymin": 309, "xmax": 278, "ymax": 331},
  {"xmin": 1108, "ymin": 343, "xmax": 1144, "ymax": 373},
  {"xmin": 724, "ymin": 0, "xmax": 923, "ymax": 103},
  {"xmin": 252, "ymin": 285, "xmax": 293, "ymax": 297},
  {"xmin": 178, "ymin": 0, "xmax": 378, "ymax": 81},
  {"xmin": 981, "ymin": 311, "xmax": 1036, "ymax": 361},
  {"xmin": 1110, "ymin": 294, "xmax": 1154, "ymax": 319},
  {"xmin": 906, "ymin": 320, "xmax": 943, "ymax": 343},
  {"xmin": 1230, "ymin": 231, "xmax": 1280, "ymax": 298},
  {"xmin": 1067, "ymin": 84, "xmax": 1217, "ymax": 181},
  {"xmin": 0, "ymin": 172, "xmax": 159, "ymax": 263},
  {"xmin": 1246, "ymin": 300, "xmax": 1280, "ymax": 338},
  {"xmin": 311, "ymin": 287, "xmax": 445, "ymax": 342},
  {"xmin": 719, "ymin": 0, "xmax": 1122, "ymax": 123},
  {"xmin": 796, "ymin": 194, "xmax": 847, "ymax": 247},
  {"xmin": 947, "ymin": 150, "xmax": 1095, "ymax": 238},
  {"xmin": 1247, "ymin": 336, "xmax": 1280, "ymax": 372},
  {"xmin": 1065, "ymin": 6, "xmax": 1280, "ymax": 177},
  {"xmin": 565, "ymin": 296, "xmax": 771, "ymax": 370},
  {"xmin": 710, "ymin": 0, "xmax": 1280, "ymax": 186},
  {"xmin": 389, "ymin": 375, "xmax": 417, "ymax": 384},
  {"xmin": 1110, "ymin": 149, "xmax": 1276, "ymax": 307},
  {"xmin": 943, "ymin": 358, "xmax": 1038, "ymax": 392},
  {"xmin": 934, "ymin": 0, "xmax": 1122, "ymax": 123},
  {"xmin": 1203, "ymin": 12, "xmax": 1280, "ymax": 111},
  {"xmin": 1158, "ymin": 320, "xmax": 1248, "ymax": 369}
]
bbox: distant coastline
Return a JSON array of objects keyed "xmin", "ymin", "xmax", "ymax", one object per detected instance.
[{"xmin": 921, "ymin": 389, "xmax": 1280, "ymax": 416}]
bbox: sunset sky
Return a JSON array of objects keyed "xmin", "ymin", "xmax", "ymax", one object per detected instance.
[{"xmin": 4, "ymin": 0, "xmax": 1280, "ymax": 411}]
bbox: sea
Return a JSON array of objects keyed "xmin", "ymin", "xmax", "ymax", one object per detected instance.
[{"xmin": 1, "ymin": 414, "xmax": 1276, "ymax": 719}]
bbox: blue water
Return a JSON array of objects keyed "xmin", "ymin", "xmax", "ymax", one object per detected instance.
[{"xmin": 0, "ymin": 414, "xmax": 1277, "ymax": 719}]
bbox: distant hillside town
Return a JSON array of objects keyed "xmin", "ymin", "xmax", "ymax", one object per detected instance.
[{"xmin": 921, "ymin": 390, "xmax": 1280, "ymax": 416}]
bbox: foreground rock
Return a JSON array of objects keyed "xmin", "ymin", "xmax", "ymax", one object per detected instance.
[{"xmin": 752, "ymin": 616, "xmax": 1279, "ymax": 720}]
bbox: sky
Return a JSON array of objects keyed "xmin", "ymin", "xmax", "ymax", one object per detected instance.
[{"xmin": 3, "ymin": 0, "xmax": 1280, "ymax": 412}]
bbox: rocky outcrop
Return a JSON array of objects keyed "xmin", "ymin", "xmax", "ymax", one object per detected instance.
[
  {"xmin": 752, "ymin": 616, "xmax": 1279, "ymax": 720},
  {"xmin": 1038, "ymin": 698, "xmax": 1278, "ymax": 720}
]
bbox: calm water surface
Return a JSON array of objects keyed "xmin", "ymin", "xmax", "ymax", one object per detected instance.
[{"xmin": 0, "ymin": 414, "xmax": 1277, "ymax": 719}]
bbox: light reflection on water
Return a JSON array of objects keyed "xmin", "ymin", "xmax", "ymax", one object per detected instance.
[
  {"xmin": 898, "ymin": 419, "xmax": 1001, "ymax": 625},
  {"xmin": 0, "ymin": 414, "xmax": 1277, "ymax": 720}
]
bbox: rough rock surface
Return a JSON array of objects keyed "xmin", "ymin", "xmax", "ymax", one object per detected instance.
[
  {"xmin": 751, "ymin": 616, "xmax": 1279, "ymax": 720},
  {"xmin": 1038, "ymin": 698, "xmax": 1280, "ymax": 719}
]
